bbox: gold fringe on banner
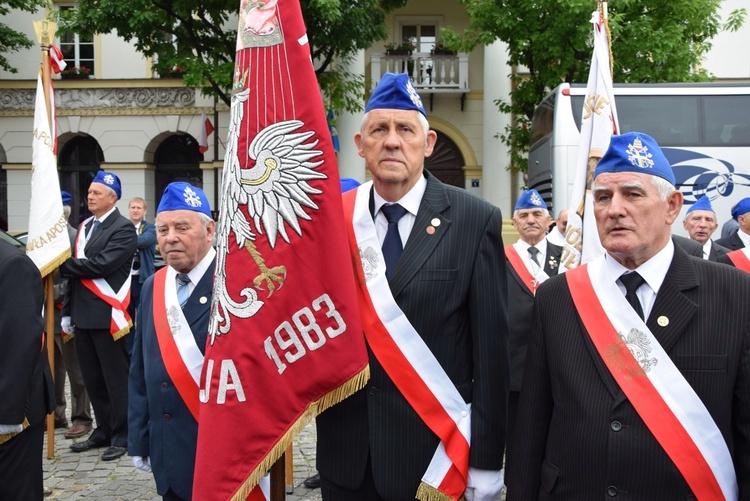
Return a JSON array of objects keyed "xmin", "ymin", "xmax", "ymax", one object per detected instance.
[
  {"xmin": 37, "ymin": 249, "xmax": 71, "ymax": 279},
  {"xmin": 0, "ymin": 417, "xmax": 30, "ymax": 445},
  {"xmin": 112, "ymin": 321, "xmax": 132, "ymax": 341},
  {"xmin": 231, "ymin": 364, "xmax": 370, "ymax": 501}
]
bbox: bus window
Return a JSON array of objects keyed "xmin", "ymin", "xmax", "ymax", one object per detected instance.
[
  {"xmin": 703, "ymin": 95, "xmax": 750, "ymax": 145},
  {"xmin": 530, "ymin": 92, "xmax": 556, "ymax": 145}
]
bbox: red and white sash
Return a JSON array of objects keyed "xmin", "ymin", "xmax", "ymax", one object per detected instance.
[
  {"xmin": 343, "ymin": 184, "xmax": 470, "ymax": 501},
  {"xmin": 152, "ymin": 266, "xmax": 205, "ymax": 421},
  {"xmin": 726, "ymin": 248, "xmax": 750, "ymax": 273},
  {"xmin": 566, "ymin": 256, "xmax": 738, "ymax": 501},
  {"xmin": 75, "ymin": 217, "xmax": 131, "ymax": 339},
  {"xmin": 505, "ymin": 244, "xmax": 550, "ymax": 295}
]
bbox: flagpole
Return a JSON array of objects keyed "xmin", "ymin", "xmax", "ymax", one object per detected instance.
[{"xmin": 33, "ymin": 18, "xmax": 58, "ymax": 460}]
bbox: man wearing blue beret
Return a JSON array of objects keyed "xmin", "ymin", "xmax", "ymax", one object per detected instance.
[
  {"xmin": 508, "ymin": 132, "xmax": 750, "ymax": 499},
  {"xmin": 128, "ymin": 182, "xmax": 216, "ymax": 500},
  {"xmin": 716, "ymin": 197, "xmax": 750, "ymax": 251},
  {"xmin": 503, "ymin": 189, "xmax": 561, "ymax": 475},
  {"xmin": 682, "ymin": 195, "xmax": 729, "ymax": 261},
  {"xmin": 61, "ymin": 171, "xmax": 137, "ymax": 461},
  {"xmin": 316, "ymin": 73, "xmax": 509, "ymax": 501}
]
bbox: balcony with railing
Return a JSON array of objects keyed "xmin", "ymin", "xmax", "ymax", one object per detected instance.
[{"xmin": 370, "ymin": 51, "xmax": 470, "ymax": 110}]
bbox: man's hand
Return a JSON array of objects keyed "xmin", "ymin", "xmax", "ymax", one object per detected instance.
[
  {"xmin": 61, "ymin": 316, "xmax": 73, "ymax": 335},
  {"xmin": 464, "ymin": 467, "xmax": 504, "ymax": 501},
  {"xmin": 132, "ymin": 456, "xmax": 152, "ymax": 472}
]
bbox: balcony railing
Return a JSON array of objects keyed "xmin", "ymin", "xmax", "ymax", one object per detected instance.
[{"xmin": 371, "ymin": 52, "xmax": 470, "ymax": 95}]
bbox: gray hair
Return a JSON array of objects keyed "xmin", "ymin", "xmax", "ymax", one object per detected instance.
[
  {"xmin": 197, "ymin": 212, "xmax": 214, "ymax": 229},
  {"xmin": 62, "ymin": 205, "xmax": 71, "ymax": 220},
  {"xmin": 360, "ymin": 110, "xmax": 430, "ymax": 137},
  {"xmin": 513, "ymin": 208, "xmax": 549, "ymax": 219},
  {"xmin": 591, "ymin": 175, "xmax": 676, "ymax": 202}
]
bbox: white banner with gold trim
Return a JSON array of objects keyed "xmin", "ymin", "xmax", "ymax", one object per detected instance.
[{"xmin": 27, "ymin": 74, "xmax": 70, "ymax": 276}]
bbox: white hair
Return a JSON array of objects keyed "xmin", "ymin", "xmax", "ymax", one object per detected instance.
[
  {"xmin": 591, "ymin": 175, "xmax": 676, "ymax": 202},
  {"xmin": 197, "ymin": 212, "xmax": 214, "ymax": 229},
  {"xmin": 513, "ymin": 208, "xmax": 549, "ymax": 219},
  {"xmin": 360, "ymin": 110, "xmax": 430, "ymax": 137}
]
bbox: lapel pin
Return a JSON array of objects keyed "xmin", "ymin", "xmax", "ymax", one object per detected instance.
[
  {"xmin": 657, "ymin": 316, "xmax": 669, "ymax": 327},
  {"xmin": 199, "ymin": 296, "xmax": 208, "ymax": 304},
  {"xmin": 431, "ymin": 218, "xmax": 441, "ymax": 227},
  {"xmin": 426, "ymin": 226, "xmax": 436, "ymax": 235}
]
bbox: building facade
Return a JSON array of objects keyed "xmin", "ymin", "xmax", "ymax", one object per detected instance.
[{"xmin": 1, "ymin": 0, "xmax": 748, "ymax": 232}]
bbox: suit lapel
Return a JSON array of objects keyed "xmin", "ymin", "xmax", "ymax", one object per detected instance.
[
  {"xmin": 507, "ymin": 264, "xmax": 534, "ymax": 299},
  {"xmin": 388, "ymin": 172, "xmax": 451, "ymax": 298},
  {"xmin": 182, "ymin": 259, "xmax": 215, "ymax": 327},
  {"xmin": 543, "ymin": 243, "xmax": 562, "ymax": 276},
  {"xmin": 85, "ymin": 208, "xmax": 120, "ymax": 252}
]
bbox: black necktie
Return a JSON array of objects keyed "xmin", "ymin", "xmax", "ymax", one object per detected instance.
[
  {"xmin": 620, "ymin": 272, "xmax": 646, "ymax": 320},
  {"xmin": 381, "ymin": 204, "xmax": 408, "ymax": 280},
  {"xmin": 528, "ymin": 246, "xmax": 540, "ymax": 266}
]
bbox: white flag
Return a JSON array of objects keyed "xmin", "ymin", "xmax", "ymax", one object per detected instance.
[
  {"xmin": 198, "ymin": 110, "xmax": 214, "ymax": 154},
  {"xmin": 27, "ymin": 74, "xmax": 70, "ymax": 277},
  {"xmin": 560, "ymin": 11, "xmax": 620, "ymax": 271}
]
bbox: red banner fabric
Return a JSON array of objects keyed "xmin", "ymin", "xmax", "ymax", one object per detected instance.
[{"xmin": 192, "ymin": 1, "xmax": 368, "ymax": 500}]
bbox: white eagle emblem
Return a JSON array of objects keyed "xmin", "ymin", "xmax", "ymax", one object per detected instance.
[
  {"xmin": 358, "ymin": 246, "xmax": 380, "ymax": 282},
  {"xmin": 619, "ymin": 328, "xmax": 658, "ymax": 373},
  {"xmin": 209, "ymin": 87, "xmax": 327, "ymax": 344}
]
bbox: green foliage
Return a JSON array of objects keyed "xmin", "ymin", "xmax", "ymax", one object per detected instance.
[
  {"xmin": 58, "ymin": 0, "xmax": 406, "ymax": 111},
  {"xmin": 0, "ymin": 0, "xmax": 50, "ymax": 73},
  {"xmin": 448, "ymin": 0, "xmax": 746, "ymax": 174}
]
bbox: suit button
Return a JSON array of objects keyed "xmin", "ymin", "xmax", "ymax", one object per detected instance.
[
  {"xmin": 163, "ymin": 414, "xmax": 171, "ymax": 421},
  {"xmin": 368, "ymin": 386, "xmax": 377, "ymax": 395},
  {"xmin": 610, "ymin": 421, "xmax": 622, "ymax": 431},
  {"xmin": 161, "ymin": 382, "xmax": 168, "ymax": 389},
  {"xmin": 607, "ymin": 486, "xmax": 618, "ymax": 497}
]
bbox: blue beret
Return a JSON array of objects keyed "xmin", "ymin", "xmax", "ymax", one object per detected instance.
[
  {"xmin": 340, "ymin": 177, "xmax": 360, "ymax": 193},
  {"xmin": 514, "ymin": 189, "xmax": 547, "ymax": 212},
  {"xmin": 157, "ymin": 182, "xmax": 212, "ymax": 218},
  {"xmin": 60, "ymin": 190, "xmax": 72, "ymax": 206},
  {"xmin": 91, "ymin": 171, "xmax": 122, "ymax": 199},
  {"xmin": 366, "ymin": 73, "xmax": 426, "ymax": 117},
  {"xmin": 732, "ymin": 197, "xmax": 750, "ymax": 220},
  {"xmin": 686, "ymin": 195, "xmax": 714, "ymax": 214},
  {"xmin": 594, "ymin": 132, "xmax": 675, "ymax": 186}
]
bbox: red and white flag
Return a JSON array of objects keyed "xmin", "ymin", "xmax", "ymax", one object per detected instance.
[
  {"xmin": 28, "ymin": 74, "xmax": 70, "ymax": 276},
  {"xmin": 193, "ymin": 1, "xmax": 368, "ymax": 499},
  {"xmin": 49, "ymin": 45, "xmax": 66, "ymax": 74},
  {"xmin": 560, "ymin": 10, "xmax": 619, "ymax": 271},
  {"xmin": 198, "ymin": 109, "xmax": 214, "ymax": 154}
]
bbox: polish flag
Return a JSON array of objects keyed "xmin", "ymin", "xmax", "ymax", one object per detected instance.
[
  {"xmin": 198, "ymin": 110, "xmax": 214, "ymax": 154},
  {"xmin": 49, "ymin": 45, "xmax": 66, "ymax": 74}
]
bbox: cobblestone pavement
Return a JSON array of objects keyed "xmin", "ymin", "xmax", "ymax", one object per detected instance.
[{"xmin": 43, "ymin": 418, "xmax": 322, "ymax": 500}]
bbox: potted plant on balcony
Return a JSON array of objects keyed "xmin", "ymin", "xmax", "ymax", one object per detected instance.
[
  {"xmin": 162, "ymin": 65, "xmax": 187, "ymax": 78},
  {"xmin": 431, "ymin": 42, "xmax": 456, "ymax": 56},
  {"xmin": 385, "ymin": 39, "xmax": 415, "ymax": 56},
  {"xmin": 61, "ymin": 65, "xmax": 92, "ymax": 80}
]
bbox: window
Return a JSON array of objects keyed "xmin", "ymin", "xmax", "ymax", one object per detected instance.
[
  {"xmin": 58, "ymin": 6, "xmax": 95, "ymax": 76},
  {"xmin": 395, "ymin": 17, "xmax": 442, "ymax": 52}
]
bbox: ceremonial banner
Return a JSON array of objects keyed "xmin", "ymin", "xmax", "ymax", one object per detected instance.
[
  {"xmin": 27, "ymin": 74, "xmax": 70, "ymax": 276},
  {"xmin": 560, "ymin": 10, "xmax": 619, "ymax": 271},
  {"xmin": 193, "ymin": 1, "xmax": 369, "ymax": 499}
]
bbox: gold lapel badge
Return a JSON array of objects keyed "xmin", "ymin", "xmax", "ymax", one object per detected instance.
[
  {"xmin": 657, "ymin": 316, "xmax": 669, "ymax": 327},
  {"xmin": 199, "ymin": 296, "xmax": 208, "ymax": 304}
]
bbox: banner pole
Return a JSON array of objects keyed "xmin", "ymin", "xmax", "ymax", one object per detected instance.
[{"xmin": 270, "ymin": 455, "xmax": 286, "ymax": 501}]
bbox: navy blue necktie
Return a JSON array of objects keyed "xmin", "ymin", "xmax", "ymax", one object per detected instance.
[
  {"xmin": 620, "ymin": 272, "xmax": 645, "ymax": 320},
  {"xmin": 381, "ymin": 204, "xmax": 408, "ymax": 281},
  {"xmin": 176, "ymin": 273, "xmax": 191, "ymax": 308},
  {"xmin": 89, "ymin": 220, "xmax": 101, "ymax": 239}
]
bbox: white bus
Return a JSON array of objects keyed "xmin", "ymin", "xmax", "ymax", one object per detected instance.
[{"xmin": 527, "ymin": 82, "xmax": 750, "ymax": 233}]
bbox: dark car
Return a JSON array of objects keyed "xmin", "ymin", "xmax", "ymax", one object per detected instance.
[{"xmin": 1, "ymin": 229, "xmax": 24, "ymax": 249}]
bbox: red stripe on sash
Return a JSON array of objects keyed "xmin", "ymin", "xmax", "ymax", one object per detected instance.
[
  {"xmin": 153, "ymin": 268, "xmax": 200, "ymax": 421},
  {"xmin": 505, "ymin": 245, "xmax": 537, "ymax": 295},
  {"xmin": 80, "ymin": 278, "xmax": 131, "ymax": 336},
  {"xmin": 342, "ymin": 191, "xmax": 468, "ymax": 499},
  {"xmin": 566, "ymin": 266, "xmax": 725, "ymax": 500},
  {"xmin": 727, "ymin": 249, "xmax": 750, "ymax": 273}
]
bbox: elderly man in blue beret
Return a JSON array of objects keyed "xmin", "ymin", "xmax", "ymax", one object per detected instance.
[
  {"xmin": 716, "ymin": 197, "xmax": 750, "ymax": 252},
  {"xmin": 508, "ymin": 132, "xmax": 750, "ymax": 500},
  {"xmin": 61, "ymin": 171, "xmax": 136, "ymax": 462},
  {"xmin": 682, "ymin": 195, "xmax": 730, "ymax": 261},
  {"xmin": 316, "ymin": 73, "xmax": 509, "ymax": 501},
  {"xmin": 128, "ymin": 182, "xmax": 216, "ymax": 501}
]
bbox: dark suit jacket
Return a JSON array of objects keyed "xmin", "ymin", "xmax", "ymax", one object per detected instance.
[
  {"xmin": 507, "ymin": 245, "xmax": 750, "ymax": 500},
  {"xmin": 708, "ymin": 240, "xmax": 731, "ymax": 262},
  {"xmin": 128, "ymin": 259, "xmax": 214, "ymax": 500},
  {"xmin": 61, "ymin": 208, "xmax": 137, "ymax": 330},
  {"xmin": 135, "ymin": 220, "xmax": 156, "ymax": 283},
  {"xmin": 0, "ymin": 241, "xmax": 54, "ymax": 428},
  {"xmin": 507, "ymin": 242, "xmax": 562, "ymax": 391},
  {"xmin": 316, "ymin": 172, "xmax": 510, "ymax": 499},
  {"xmin": 716, "ymin": 231, "xmax": 746, "ymax": 251}
]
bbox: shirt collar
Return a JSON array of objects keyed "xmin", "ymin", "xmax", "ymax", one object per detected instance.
[
  {"xmin": 702, "ymin": 240, "xmax": 712, "ymax": 259},
  {"xmin": 96, "ymin": 206, "xmax": 117, "ymax": 223},
  {"xmin": 515, "ymin": 237, "xmax": 548, "ymax": 257},
  {"xmin": 605, "ymin": 238, "xmax": 674, "ymax": 295},
  {"xmin": 739, "ymin": 229, "xmax": 750, "ymax": 247},
  {"xmin": 178, "ymin": 246, "xmax": 216, "ymax": 285},
  {"xmin": 373, "ymin": 173, "xmax": 427, "ymax": 218}
]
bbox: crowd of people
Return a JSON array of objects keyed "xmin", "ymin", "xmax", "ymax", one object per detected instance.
[{"xmin": 3, "ymin": 72, "xmax": 750, "ymax": 501}]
